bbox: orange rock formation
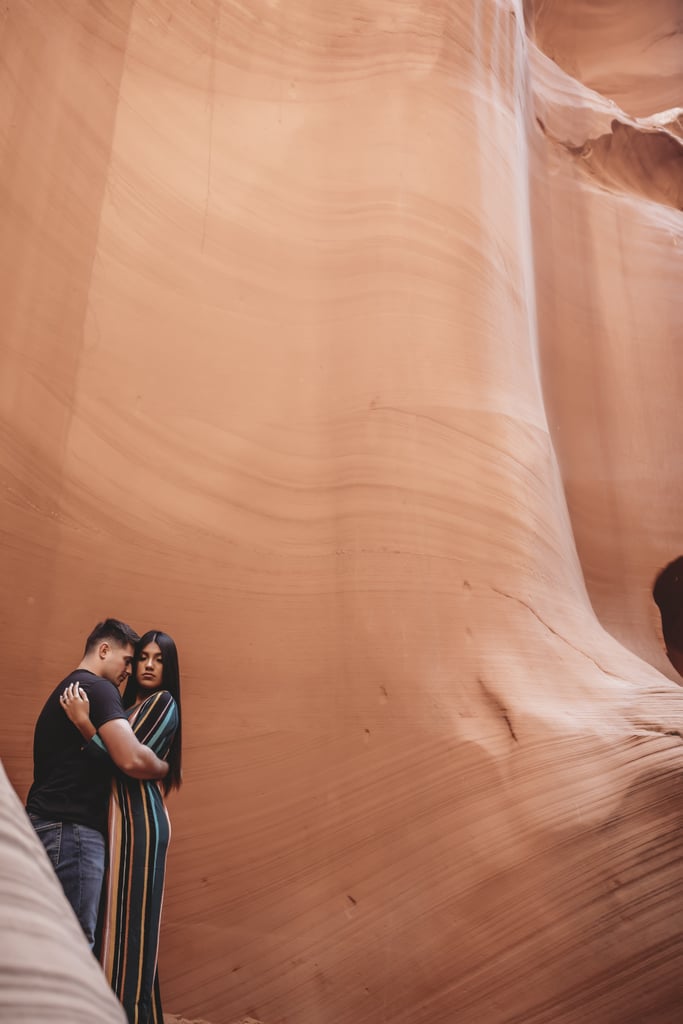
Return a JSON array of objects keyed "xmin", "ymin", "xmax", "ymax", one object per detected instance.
[{"xmin": 1, "ymin": 2, "xmax": 682, "ymax": 1022}]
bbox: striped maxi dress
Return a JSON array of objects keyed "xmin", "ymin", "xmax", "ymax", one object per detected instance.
[{"xmin": 93, "ymin": 689, "xmax": 179, "ymax": 1024}]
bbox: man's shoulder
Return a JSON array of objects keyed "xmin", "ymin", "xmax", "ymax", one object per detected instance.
[
  {"xmin": 67, "ymin": 671, "xmax": 125, "ymax": 714},
  {"xmin": 38, "ymin": 670, "xmax": 93, "ymax": 710},
  {"xmin": 71, "ymin": 671, "xmax": 114, "ymax": 694}
]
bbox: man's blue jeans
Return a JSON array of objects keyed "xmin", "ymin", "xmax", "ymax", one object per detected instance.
[{"xmin": 29, "ymin": 815, "xmax": 105, "ymax": 949}]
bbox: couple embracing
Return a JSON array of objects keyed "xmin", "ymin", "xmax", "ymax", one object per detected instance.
[{"xmin": 26, "ymin": 618, "xmax": 183, "ymax": 1024}]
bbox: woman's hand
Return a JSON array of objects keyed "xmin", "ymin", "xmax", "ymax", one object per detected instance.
[{"xmin": 60, "ymin": 683, "xmax": 96, "ymax": 742}]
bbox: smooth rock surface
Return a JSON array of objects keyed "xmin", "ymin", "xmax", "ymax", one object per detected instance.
[
  {"xmin": 0, "ymin": 765, "xmax": 126, "ymax": 1022},
  {"xmin": 1, "ymin": 2, "xmax": 682, "ymax": 1022}
]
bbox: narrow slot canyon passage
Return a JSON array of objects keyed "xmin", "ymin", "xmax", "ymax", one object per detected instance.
[{"xmin": 1, "ymin": 2, "xmax": 682, "ymax": 1022}]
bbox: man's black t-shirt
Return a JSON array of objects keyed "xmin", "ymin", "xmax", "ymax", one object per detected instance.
[{"xmin": 26, "ymin": 670, "xmax": 127, "ymax": 835}]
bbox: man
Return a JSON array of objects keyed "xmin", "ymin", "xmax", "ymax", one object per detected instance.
[{"xmin": 26, "ymin": 618, "xmax": 169, "ymax": 948}]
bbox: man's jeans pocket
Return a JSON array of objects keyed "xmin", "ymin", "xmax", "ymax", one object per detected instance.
[
  {"xmin": 28, "ymin": 815, "xmax": 105, "ymax": 948},
  {"xmin": 29, "ymin": 816, "xmax": 63, "ymax": 871}
]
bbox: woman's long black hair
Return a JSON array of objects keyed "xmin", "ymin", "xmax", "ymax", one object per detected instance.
[{"xmin": 122, "ymin": 630, "xmax": 182, "ymax": 794}]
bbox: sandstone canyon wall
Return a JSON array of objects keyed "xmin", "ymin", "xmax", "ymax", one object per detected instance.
[{"xmin": 1, "ymin": 2, "xmax": 682, "ymax": 1022}]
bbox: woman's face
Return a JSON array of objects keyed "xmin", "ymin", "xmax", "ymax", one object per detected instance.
[{"xmin": 136, "ymin": 640, "xmax": 164, "ymax": 692}]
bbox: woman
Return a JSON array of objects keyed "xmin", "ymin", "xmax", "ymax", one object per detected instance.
[{"xmin": 61, "ymin": 630, "xmax": 182, "ymax": 1024}]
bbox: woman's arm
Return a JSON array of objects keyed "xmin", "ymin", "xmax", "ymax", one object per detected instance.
[
  {"xmin": 60, "ymin": 683, "xmax": 96, "ymax": 742},
  {"xmin": 128, "ymin": 690, "xmax": 178, "ymax": 757}
]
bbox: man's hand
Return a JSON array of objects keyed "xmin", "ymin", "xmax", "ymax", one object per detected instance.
[
  {"xmin": 98, "ymin": 719, "xmax": 169, "ymax": 780},
  {"xmin": 60, "ymin": 684, "xmax": 96, "ymax": 742}
]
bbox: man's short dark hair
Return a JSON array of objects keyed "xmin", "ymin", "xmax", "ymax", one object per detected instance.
[{"xmin": 83, "ymin": 619, "xmax": 140, "ymax": 656}]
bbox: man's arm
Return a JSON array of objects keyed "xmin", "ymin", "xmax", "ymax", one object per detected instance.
[{"xmin": 98, "ymin": 719, "xmax": 169, "ymax": 780}]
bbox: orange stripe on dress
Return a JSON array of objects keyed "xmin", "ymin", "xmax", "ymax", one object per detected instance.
[
  {"xmin": 130, "ymin": 694, "xmax": 163, "ymax": 743},
  {"xmin": 100, "ymin": 780, "xmax": 120, "ymax": 980},
  {"xmin": 132, "ymin": 781, "xmax": 153, "ymax": 1024},
  {"xmin": 116, "ymin": 780, "xmax": 137, "ymax": 1004}
]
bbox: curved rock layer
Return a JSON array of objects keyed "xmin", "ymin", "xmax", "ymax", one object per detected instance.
[
  {"xmin": 523, "ymin": 0, "xmax": 683, "ymax": 118},
  {"xmin": 1, "ymin": 2, "xmax": 682, "ymax": 1023},
  {"xmin": 0, "ymin": 765, "xmax": 126, "ymax": 1022}
]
